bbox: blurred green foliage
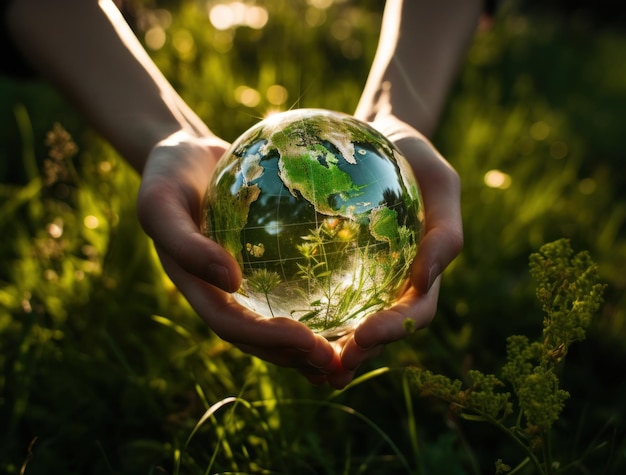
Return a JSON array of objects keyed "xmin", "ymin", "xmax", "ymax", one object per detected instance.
[{"xmin": 1, "ymin": 0, "xmax": 626, "ymax": 473}]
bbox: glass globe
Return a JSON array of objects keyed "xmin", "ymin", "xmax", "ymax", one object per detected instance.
[{"xmin": 201, "ymin": 109, "xmax": 424, "ymax": 338}]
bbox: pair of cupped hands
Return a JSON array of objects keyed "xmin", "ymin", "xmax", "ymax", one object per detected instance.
[{"xmin": 136, "ymin": 113, "xmax": 463, "ymax": 389}]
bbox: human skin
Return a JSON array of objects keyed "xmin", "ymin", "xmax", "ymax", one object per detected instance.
[
  {"xmin": 332, "ymin": 0, "xmax": 481, "ymax": 387},
  {"xmin": 5, "ymin": 0, "xmax": 479, "ymax": 388}
]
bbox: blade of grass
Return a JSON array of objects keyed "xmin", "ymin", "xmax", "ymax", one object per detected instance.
[
  {"xmin": 0, "ymin": 179, "xmax": 42, "ymax": 226},
  {"xmin": 402, "ymin": 371, "xmax": 424, "ymax": 475},
  {"xmin": 328, "ymin": 366, "xmax": 393, "ymax": 397},
  {"xmin": 14, "ymin": 104, "xmax": 39, "ymax": 182}
]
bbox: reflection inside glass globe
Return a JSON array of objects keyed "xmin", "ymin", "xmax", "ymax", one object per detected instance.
[{"xmin": 201, "ymin": 109, "xmax": 424, "ymax": 338}]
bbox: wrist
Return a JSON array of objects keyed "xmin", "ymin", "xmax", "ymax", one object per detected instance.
[{"xmin": 122, "ymin": 121, "xmax": 215, "ymax": 174}]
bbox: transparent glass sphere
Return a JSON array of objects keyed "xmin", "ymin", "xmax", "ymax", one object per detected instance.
[{"xmin": 201, "ymin": 109, "xmax": 424, "ymax": 338}]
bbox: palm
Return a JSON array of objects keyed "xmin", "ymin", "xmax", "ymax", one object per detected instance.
[{"xmin": 137, "ymin": 132, "xmax": 340, "ymax": 382}]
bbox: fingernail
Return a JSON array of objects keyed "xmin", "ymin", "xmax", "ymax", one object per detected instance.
[{"xmin": 209, "ymin": 264, "xmax": 232, "ymax": 291}]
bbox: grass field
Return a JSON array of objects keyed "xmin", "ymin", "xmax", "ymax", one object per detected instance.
[{"xmin": 1, "ymin": 1, "xmax": 626, "ymax": 473}]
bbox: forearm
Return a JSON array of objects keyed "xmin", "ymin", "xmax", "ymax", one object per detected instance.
[
  {"xmin": 355, "ymin": 0, "xmax": 482, "ymax": 137},
  {"xmin": 6, "ymin": 0, "xmax": 210, "ymax": 171}
]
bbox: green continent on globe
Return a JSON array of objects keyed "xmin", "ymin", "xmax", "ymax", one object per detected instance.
[
  {"xmin": 278, "ymin": 145, "xmax": 362, "ymax": 217},
  {"xmin": 202, "ymin": 109, "xmax": 424, "ymax": 338}
]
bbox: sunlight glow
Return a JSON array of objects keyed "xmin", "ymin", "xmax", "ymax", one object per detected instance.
[
  {"xmin": 262, "ymin": 108, "xmax": 282, "ymax": 119},
  {"xmin": 339, "ymin": 273, "xmax": 356, "ymax": 292},
  {"xmin": 484, "ymin": 169, "xmax": 512, "ymax": 190},
  {"xmin": 84, "ymin": 215, "xmax": 100, "ymax": 230},
  {"xmin": 307, "ymin": 0, "xmax": 333, "ymax": 8},
  {"xmin": 209, "ymin": 2, "xmax": 268, "ymax": 30},
  {"xmin": 234, "ymin": 85, "xmax": 261, "ymax": 107},
  {"xmin": 305, "ymin": 7, "xmax": 326, "ymax": 27},
  {"xmin": 98, "ymin": 161, "xmax": 113, "ymax": 173},
  {"xmin": 266, "ymin": 84, "xmax": 288, "ymax": 105},
  {"xmin": 47, "ymin": 220, "xmax": 63, "ymax": 239},
  {"xmin": 145, "ymin": 26, "xmax": 167, "ymax": 50}
]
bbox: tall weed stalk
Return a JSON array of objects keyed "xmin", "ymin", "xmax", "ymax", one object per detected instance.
[{"xmin": 409, "ymin": 239, "xmax": 606, "ymax": 474}]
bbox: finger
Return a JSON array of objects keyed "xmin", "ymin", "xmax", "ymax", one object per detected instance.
[
  {"xmin": 337, "ymin": 340, "xmax": 384, "ymax": 375},
  {"xmin": 327, "ymin": 333, "xmax": 380, "ymax": 389},
  {"xmin": 411, "ymin": 220, "xmax": 462, "ymax": 295},
  {"xmin": 159, "ymin": 250, "xmax": 333, "ymax": 354},
  {"xmin": 138, "ymin": 173, "xmax": 242, "ymax": 292},
  {"xmin": 351, "ymin": 277, "xmax": 441, "ymax": 351},
  {"xmin": 237, "ymin": 333, "xmax": 339, "ymax": 372},
  {"xmin": 396, "ymin": 138, "xmax": 463, "ymax": 294},
  {"xmin": 338, "ymin": 280, "xmax": 439, "ymax": 375}
]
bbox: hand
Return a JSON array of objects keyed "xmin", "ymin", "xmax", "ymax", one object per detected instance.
[
  {"xmin": 327, "ymin": 115, "xmax": 463, "ymax": 389},
  {"xmin": 136, "ymin": 131, "xmax": 341, "ymax": 382}
]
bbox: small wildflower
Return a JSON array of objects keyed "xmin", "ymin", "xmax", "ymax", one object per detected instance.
[
  {"xmin": 247, "ymin": 268, "xmax": 282, "ymax": 317},
  {"xmin": 248, "ymin": 268, "xmax": 281, "ymax": 295}
]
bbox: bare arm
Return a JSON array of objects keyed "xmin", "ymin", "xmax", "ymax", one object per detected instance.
[
  {"xmin": 356, "ymin": 0, "xmax": 482, "ymax": 137},
  {"xmin": 6, "ymin": 0, "xmax": 209, "ymax": 171}
]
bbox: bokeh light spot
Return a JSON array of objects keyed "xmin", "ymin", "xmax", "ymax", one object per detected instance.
[
  {"xmin": 307, "ymin": 0, "xmax": 333, "ymax": 8},
  {"xmin": 209, "ymin": 4, "xmax": 235, "ymax": 30},
  {"xmin": 266, "ymin": 84, "xmax": 289, "ymax": 105},
  {"xmin": 550, "ymin": 141, "xmax": 568, "ymax": 159},
  {"xmin": 209, "ymin": 2, "xmax": 268, "ymax": 30},
  {"xmin": 84, "ymin": 215, "xmax": 100, "ymax": 230},
  {"xmin": 331, "ymin": 19, "xmax": 352, "ymax": 41},
  {"xmin": 98, "ymin": 161, "xmax": 113, "ymax": 173},
  {"xmin": 484, "ymin": 169, "xmax": 512, "ymax": 189},
  {"xmin": 46, "ymin": 220, "xmax": 63, "ymax": 239},
  {"xmin": 145, "ymin": 26, "xmax": 167, "ymax": 50},
  {"xmin": 530, "ymin": 121, "xmax": 550, "ymax": 141},
  {"xmin": 245, "ymin": 5, "xmax": 269, "ymax": 29},
  {"xmin": 578, "ymin": 178, "xmax": 596, "ymax": 195},
  {"xmin": 305, "ymin": 7, "xmax": 326, "ymax": 27},
  {"xmin": 235, "ymin": 86, "xmax": 261, "ymax": 107}
]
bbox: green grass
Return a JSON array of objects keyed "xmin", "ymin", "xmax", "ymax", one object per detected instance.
[{"xmin": 2, "ymin": 0, "xmax": 626, "ymax": 473}]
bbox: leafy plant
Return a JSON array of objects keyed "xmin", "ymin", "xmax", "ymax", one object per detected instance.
[
  {"xmin": 294, "ymin": 215, "xmax": 416, "ymax": 333},
  {"xmin": 248, "ymin": 268, "xmax": 282, "ymax": 316},
  {"xmin": 409, "ymin": 239, "xmax": 606, "ymax": 474}
]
